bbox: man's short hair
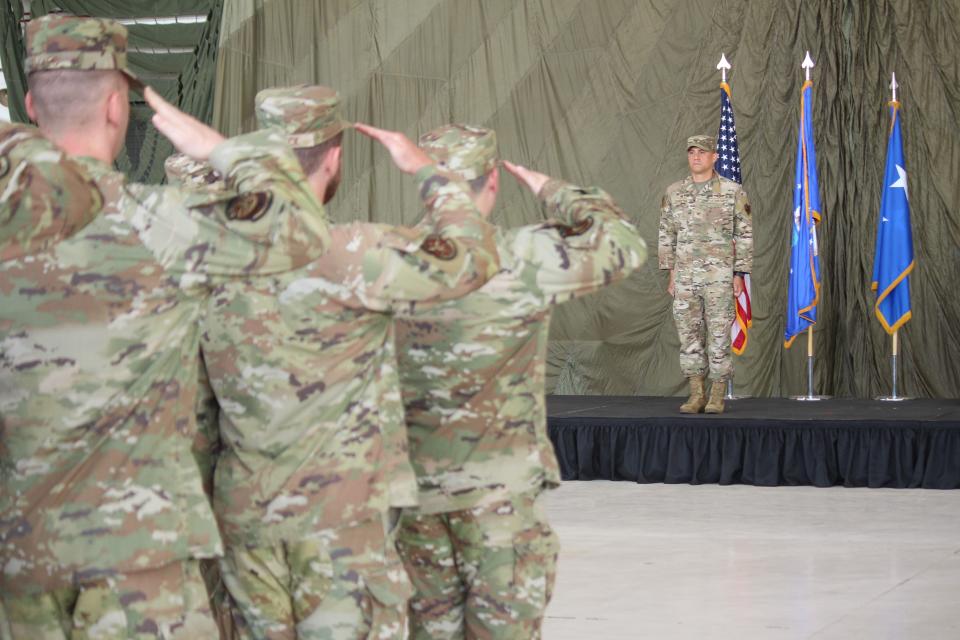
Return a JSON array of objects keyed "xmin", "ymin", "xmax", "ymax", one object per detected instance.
[
  {"xmin": 293, "ymin": 131, "xmax": 344, "ymax": 176},
  {"xmin": 27, "ymin": 69, "xmax": 126, "ymax": 133}
]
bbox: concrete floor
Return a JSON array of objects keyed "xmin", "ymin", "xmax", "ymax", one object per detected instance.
[{"xmin": 543, "ymin": 481, "xmax": 960, "ymax": 640}]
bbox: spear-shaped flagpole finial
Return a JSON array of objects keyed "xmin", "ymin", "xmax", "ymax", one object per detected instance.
[
  {"xmin": 717, "ymin": 53, "xmax": 731, "ymax": 84},
  {"xmin": 802, "ymin": 51, "xmax": 815, "ymax": 82},
  {"xmin": 890, "ymin": 72, "xmax": 898, "ymax": 103}
]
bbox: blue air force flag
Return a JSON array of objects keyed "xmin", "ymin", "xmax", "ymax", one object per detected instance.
[
  {"xmin": 871, "ymin": 102, "xmax": 914, "ymax": 334},
  {"xmin": 784, "ymin": 80, "xmax": 822, "ymax": 348}
]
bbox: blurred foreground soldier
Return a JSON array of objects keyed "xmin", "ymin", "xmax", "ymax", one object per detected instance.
[
  {"xmin": 0, "ymin": 16, "xmax": 330, "ymax": 639},
  {"xmin": 394, "ymin": 125, "xmax": 648, "ymax": 639},
  {"xmin": 165, "ymin": 152, "xmax": 236, "ymax": 640},
  {"xmin": 197, "ymin": 86, "xmax": 500, "ymax": 639},
  {"xmin": 658, "ymin": 134, "xmax": 753, "ymax": 414}
]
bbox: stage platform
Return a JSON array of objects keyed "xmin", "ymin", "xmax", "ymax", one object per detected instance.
[{"xmin": 547, "ymin": 395, "xmax": 960, "ymax": 489}]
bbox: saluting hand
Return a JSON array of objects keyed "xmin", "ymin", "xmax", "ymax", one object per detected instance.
[
  {"xmin": 354, "ymin": 123, "xmax": 432, "ymax": 175},
  {"xmin": 145, "ymin": 87, "xmax": 225, "ymax": 161},
  {"xmin": 502, "ymin": 160, "xmax": 550, "ymax": 196},
  {"xmin": 733, "ymin": 275, "xmax": 744, "ymax": 297}
]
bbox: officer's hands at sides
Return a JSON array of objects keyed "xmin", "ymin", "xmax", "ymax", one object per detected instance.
[
  {"xmin": 666, "ymin": 273, "xmax": 742, "ymax": 298},
  {"xmin": 354, "ymin": 123, "xmax": 432, "ymax": 175},
  {"xmin": 145, "ymin": 87, "xmax": 226, "ymax": 161},
  {"xmin": 502, "ymin": 160, "xmax": 550, "ymax": 196},
  {"xmin": 733, "ymin": 275, "xmax": 744, "ymax": 297}
]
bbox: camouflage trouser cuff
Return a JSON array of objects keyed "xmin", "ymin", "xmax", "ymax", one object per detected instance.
[
  {"xmin": 1, "ymin": 561, "xmax": 218, "ymax": 640},
  {"xmin": 220, "ymin": 516, "xmax": 412, "ymax": 639},
  {"xmin": 398, "ymin": 491, "xmax": 560, "ymax": 639}
]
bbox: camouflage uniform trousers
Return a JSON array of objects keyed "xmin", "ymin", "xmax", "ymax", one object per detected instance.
[
  {"xmin": 219, "ymin": 511, "xmax": 411, "ymax": 640},
  {"xmin": 1, "ymin": 560, "xmax": 219, "ymax": 639},
  {"xmin": 396, "ymin": 490, "xmax": 560, "ymax": 640},
  {"xmin": 673, "ymin": 273, "xmax": 735, "ymax": 380},
  {"xmin": 202, "ymin": 559, "xmax": 241, "ymax": 640},
  {"xmin": 0, "ymin": 600, "xmax": 11, "ymax": 640}
]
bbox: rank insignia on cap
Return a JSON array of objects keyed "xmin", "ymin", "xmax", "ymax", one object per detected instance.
[
  {"xmin": 226, "ymin": 192, "xmax": 272, "ymax": 221},
  {"xmin": 555, "ymin": 216, "xmax": 594, "ymax": 238},
  {"xmin": 422, "ymin": 234, "xmax": 458, "ymax": 260}
]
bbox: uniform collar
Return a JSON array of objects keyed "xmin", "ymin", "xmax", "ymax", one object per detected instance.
[{"xmin": 684, "ymin": 172, "xmax": 721, "ymax": 193}]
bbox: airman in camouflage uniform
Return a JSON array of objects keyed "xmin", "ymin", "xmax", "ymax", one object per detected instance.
[
  {"xmin": 197, "ymin": 86, "xmax": 501, "ymax": 639},
  {"xmin": 163, "ymin": 151, "xmax": 227, "ymax": 496},
  {"xmin": 0, "ymin": 16, "xmax": 330, "ymax": 639},
  {"xmin": 393, "ymin": 125, "xmax": 648, "ymax": 639},
  {"xmin": 658, "ymin": 134, "xmax": 753, "ymax": 414}
]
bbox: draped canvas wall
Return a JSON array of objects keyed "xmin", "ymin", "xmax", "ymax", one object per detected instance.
[
  {"xmin": 2, "ymin": 1, "xmax": 956, "ymax": 398},
  {"xmin": 213, "ymin": 0, "xmax": 959, "ymax": 399}
]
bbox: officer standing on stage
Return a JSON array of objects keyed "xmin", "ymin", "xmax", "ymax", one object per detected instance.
[{"xmin": 659, "ymin": 134, "xmax": 753, "ymax": 414}]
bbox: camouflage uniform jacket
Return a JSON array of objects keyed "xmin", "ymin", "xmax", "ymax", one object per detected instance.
[
  {"xmin": 200, "ymin": 167, "xmax": 499, "ymax": 548},
  {"xmin": 395, "ymin": 180, "xmax": 648, "ymax": 514},
  {"xmin": 0, "ymin": 126, "xmax": 330, "ymax": 596},
  {"xmin": 657, "ymin": 174, "xmax": 752, "ymax": 278}
]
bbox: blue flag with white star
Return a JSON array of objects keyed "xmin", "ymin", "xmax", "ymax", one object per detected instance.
[
  {"xmin": 871, "ymin": 102, "xmax": 914, "ymax": 333},
  {"xmin": 784, "ymin": 80, "xmax": 822, "ymax": 348}
]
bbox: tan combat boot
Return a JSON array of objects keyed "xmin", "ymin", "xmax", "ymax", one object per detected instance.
[
  {"xmin": 704, "ymin": 380, "xmax": 726, "ymax": 414},
  {"xmin": 679, "ymin": 375, "xmax": 707, "ymax": 414}
]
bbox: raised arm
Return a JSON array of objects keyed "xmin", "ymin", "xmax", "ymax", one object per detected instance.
[
  {"xmin": 127, "ymin": 128, "xmax": 330, "ymax": 279},
  {"xmin": 313, "ymin": 124, "xmax": 499, "ymax": 311},
  {"xmin": 502, "ymin": 162, "xmax": 647, "ymax": 305},
  {"xmin": 127, "ymin": 88, "xmax": 331, "ymax": 278}
]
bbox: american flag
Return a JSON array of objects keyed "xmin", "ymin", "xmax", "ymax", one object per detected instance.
[
  {"xmin": 715, "ymin": 83, "xmax": 742, "ymax": 183},
  {"xmin": 715, "ymin": 82, "xmax": 752, "ymax": 355}
]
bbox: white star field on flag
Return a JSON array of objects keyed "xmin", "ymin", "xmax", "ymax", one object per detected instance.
[{"xmin": 715, "ymin": 91, "xmax": 742, "ymax": 184}]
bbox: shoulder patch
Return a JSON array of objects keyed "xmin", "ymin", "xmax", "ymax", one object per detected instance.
[
  {"xmin": 744, "ymin": 203, "xmax": 751, "ymax": 215},
  {"xmin": 555, "ymin": 215, "xmax": 594, "ymax": 238},
  {"xmin": 422, "ymin": 234, "xmax": 458, "ymax": 260},
  {"xmin": 226, "ymin": 191, "xmax": 272, "ymax": 221}
]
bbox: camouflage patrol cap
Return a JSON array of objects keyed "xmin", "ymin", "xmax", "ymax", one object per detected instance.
[
  {"xmin": 25, "ymin": 15, "xmax": 143, "ymax": 92},
  {"xmin": 686, "ymin": 135, "xmax": 716, "ymax": 152},
  {"xmin": 418, "ymin": 124, "xmax": 497, "ymax": 181},
  {"xmin": 255, "ymin": 85, "xmax": 351, "ymax": 149}
]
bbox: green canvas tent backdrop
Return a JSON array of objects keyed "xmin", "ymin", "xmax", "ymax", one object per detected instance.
[
  {"xmin": 3, "ymin": 0, "xmax": 958, "ymax": 398},
  {"xmin": 213, "ymin": 0, "xmax": 960, "ymax": 399}
]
